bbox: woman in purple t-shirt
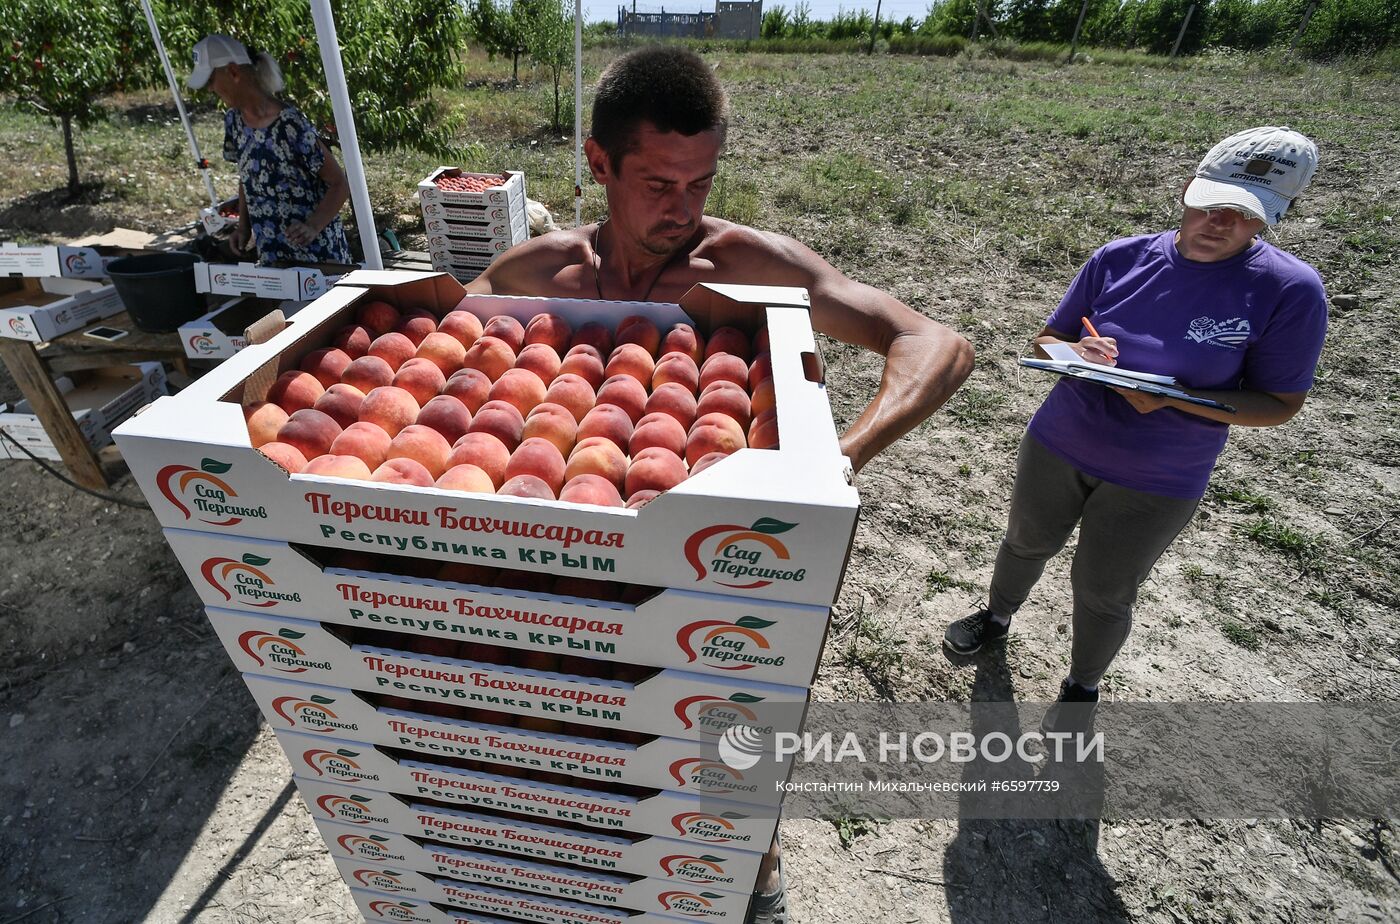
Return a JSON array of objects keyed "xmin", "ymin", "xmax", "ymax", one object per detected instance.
[{"xmin": 943, "ymin": 127, "xmax": 1329, "ymax": 730}]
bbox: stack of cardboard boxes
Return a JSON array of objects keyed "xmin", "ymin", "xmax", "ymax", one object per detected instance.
[
  {"xmin": 116, "ymin": 271, "xmax": 860, "ymax": 924},
  {"xmin": 418, "ymin": 170, "xmax": 530, "ymax": 283}
]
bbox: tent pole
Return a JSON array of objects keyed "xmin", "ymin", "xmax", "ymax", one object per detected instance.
[
  {"xmin": 138, "ymin": 0, "xmax": 219, "ymax": 208},
  {"xmin": 310, "ymin": 0, "xmax": 383, "ymax": 269},
  {"xmin": 574, "ymin": 0, "xmax": 584, "ymax": 228}
]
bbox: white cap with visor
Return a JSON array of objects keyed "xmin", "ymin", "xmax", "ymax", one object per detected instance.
[
  {"xmin": 1184, "ymin": 126, "xmax": 1318, "ymax": 226},
  {"xmin": 187, "ymin": 34, "xmax": 251, "ymax": 90}
]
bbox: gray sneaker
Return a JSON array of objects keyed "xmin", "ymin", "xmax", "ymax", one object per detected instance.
[
  {"xmin": 744, "ymin": 858, "xmax": 787, "ymax": 924},
  {"xmin": 943, "ymin": 608, "xmax": 1010, "ymax": 655}
]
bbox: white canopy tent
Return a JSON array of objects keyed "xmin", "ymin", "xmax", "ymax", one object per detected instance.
[{"xmin": 136, "ymin": 0, "xmax": 589, "ymax": 271}]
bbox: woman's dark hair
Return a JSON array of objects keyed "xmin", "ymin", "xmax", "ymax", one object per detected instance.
[{"xmin": 590, "ymin": 46, "xmax": 728, "ymax": 173}]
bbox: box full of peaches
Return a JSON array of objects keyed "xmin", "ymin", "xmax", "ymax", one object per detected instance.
[{"xmin": 114, "ymin": 272, "xmax": 860, "ymax": 607}]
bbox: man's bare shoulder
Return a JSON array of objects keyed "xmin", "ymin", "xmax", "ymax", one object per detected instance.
[
  {"xmin": 695, "ymin": 219, "xmax": 825, "ymax": 286},
  {"xmin": 469, "ymin": 226, "xmax": 595, "ymax": 296}
]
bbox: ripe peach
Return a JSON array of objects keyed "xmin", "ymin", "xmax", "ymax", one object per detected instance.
[
  {"xmin": 605, "ymin": 343, "xmax": 655, "ymax": 385},
  {"xmin": 439, "ymin": 309, "xmax": 485, "ymax": 349},
  {"xmin": 557, "ymin": 351, "xmax": 605, "ymax": 390},
  {"xmin": 244, "ymin": 401, "xmax": 289, "ymax": 448},
  {"xmin": 748, "ymin": 352, "xmax": 773, "ymax": 390},
  {"xmin": 368, "ymin": 332, "xmax": 416, "ymax": 371},
  {"xmin": 625, "ymin": 447, "xmax": 689, "ymax": 498},
  {"xmin": 482, "ymin": 315, "xmax": 525, "ymax": 352},
  {"xmin": 697, "ymin": 380, "xmax": 752, "ymax": 430},
  {"xmin": 524, "ymin": 313, "xmax": 572, "ymax": 352},
  {"xmin": 542, "ymin": 373, "xmax": 597, "ymax": 423},
  {"xmin": 626, "ymin": 489, "xmax": 661, "ymax": 509},
  {"xmin": 488, "ymin": 367, "xmax": 548, "ymax": 417},
  {"xmin": 467, "ymin": 399, "xmax": 525, "ymax": 451},
  {"xmin": 417, "ymin": 395, "xmax": 473, "ymax": 444},
  {"xmin": 522, "ymin": 403, "xmax": 578, "ymax": 457},
  {"xmin": 392, "ymin": 358, "xmax": 447, "ymax": 407},
  {"xmin": 332, "ymin": 323, "xmax": 372, "ymax": 359},
  {"xmin": 258, "ymin": 441, "xmax": 308, "ymax": 473},
  {"xmin": 300, "ymin": 348, "xmax": 352, "ymax": 389},
  {"xmin": 566, "ymin": 343, "xmax": 604, "ymax": 363},
  {"xmin": 359, "ymin": 386, "xmax": 421, "ymax": 437},
  {"xmin": 276, "ymin": 408, "xmax": 342, "ymax": 459},
  {"xmin": 616, "ymin": 315, "xmax": 661, "ymax": 356},
  {"xmin": 356, "ymin": 300, "xmax": 400, "ymax": 336},
  {"xmin": 749, "ymin": 409, "xmax": 779, "ymax": 449},
  {"xmin": 753, "ymin": 327, "xmax": 770, "ymax": 354},
  {"xmin": 515, "ymin": 343, "xmax": 561, "ymax": 385},
  {"xmin": 571, "ymin": 322, "xmax": 614, "ymax": 355},
  {"xmin": 303, "ymin": 454, "xmax": 373, "ymax": 481},
  {"xmin": 595, "ymin": 375, "xmax": 647, "ymax": 424},
  {"xmin": 651, "ymin": 353, "xmax": 699, "ymax": 393},
  {"xmin": 498, "ymin": 474, "xmax": 555, "ymax": 499},
  {"xmin": 686, "ymin": 414, "xmax": 746, "ymax": 467},
  {"xmin": 371, "ymin": 458, "xmax": 435, "ymax": 487},
  {"xmin": 699, "ymin": 353, "xmax": 749, "ymax": 392},
  {"xmin": 690, "ymin": 450, "xmax": 730, "ymax": 475},
  {"xmin": 444, "ymin": 367, "xmax": 492, "ymax": 413},
  {"xmin": 461, "ymin": 335, "xmax": 516, "ymax": 381},
  {"xmin": 564, "ymin": 437, "xmax": 627, "ymax": 492},
  {"xmin": 395, "ymin": 310, "xmax": 437, "ymax": 347},
  {"xmin": 415, "ymin": 331, "xmax": 467, "ymax": 376},
  {"xmin": 267, "ymin": 370, "xmax": 325, "ymax": 414},
  {"xmin": 387, "ymin": 424, "xmax": 452, "ymax": 478},
  {"xmin": 750, "ymin": 377, "xmax": 776, "ymax": 419},
  {"xmin": 660, "ymin": 323, "xmax": 705, "ymax": 364},
  {"xmin": 576, "ymin": 403, "xmax": 633, "ymax": 452},
  {"xmin": 340, "ymin": 355, "xmax": 394, "ymax": 393},
  {"xmin": 559, "ymin": 474, "xmax": 623, "ymax": 507},
  {"xmin": 330, "ymin": 421, "xmax": 392, "ymax": 470},
  {"xmin": 629, "ymin": 412, "xmax": 687, "ymax": 457},
  {"xmin": 644, "ymin": 382, "xmax": 698, "ymax": 430},
  {"xmin": 705, "ymin": 326, "xmax": 751, "ymax": 362},
  {"xmin": 505, "ymin": 437, "xmax": 566, "ymax": 495},
  {"xmin": 448, "ymin": 432, "xmax": 511, "ymax": 488},
  {"xmin": 436, "ymin": 463, "xmax": 495, "ymax": 494},
  {"xmin": 313, "ymin": 383, "xmax": 367, "ymax": 429}
]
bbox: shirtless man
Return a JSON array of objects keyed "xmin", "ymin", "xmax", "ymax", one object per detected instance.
[{"xmin": 468, "ymin": 45, "xmax": 974, "ymax": 923}]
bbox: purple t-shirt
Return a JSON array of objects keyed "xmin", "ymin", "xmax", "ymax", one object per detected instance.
[{"xmin": 1027, "ymin": 230, "xmax": 1327, "ymax": 499}]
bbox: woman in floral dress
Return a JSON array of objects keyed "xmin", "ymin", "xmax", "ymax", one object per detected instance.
[{"xmin": 188, "ymin": 34, "xmax": 351, "ymax": 265}]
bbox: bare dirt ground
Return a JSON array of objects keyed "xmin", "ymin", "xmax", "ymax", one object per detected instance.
[{"xmin": 1, "ymin": 49, "xmax": 1398, "ymax": 923}]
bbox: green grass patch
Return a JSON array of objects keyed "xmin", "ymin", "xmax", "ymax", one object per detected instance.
[
  {"xmin": 1244, "ymin": 517, "xmax": 1327, "ymax": 574},
  {"xmin": 926, "ymin": 569, "xmax": 979, "ymax": 596},
  {"xmin": 1218, "ymin": 619, "xmax": 1262, "ymax": 651}
]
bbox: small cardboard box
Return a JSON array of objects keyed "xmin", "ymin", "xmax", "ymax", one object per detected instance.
[
  {"xmin": 247, "ymin": 674, "xmax": 791, "ymax": 804},
  {"xmin": 426, "ymin": 231, "xmax": 524, "ymax": 259},
  {"xmin": 0, "ymin": 284, "xmax": 124, "ymax": 343},
  {"xmin": 212, "ymin": 606, "xmax": 808, "ymax": 743},
  {"xmin": 350, "ymin": 886, "xmax": 721, "ymax": 924},
  {"xmin": 0, "ymin": 242, "xmax": 150, "ymax": 279},
  {"xmin": 423, "ymin": 212, "xmax": 527, "ymax": 241},
  {"xmin": 179, "ymin": 296, "xmax": 303, "ymax": 360},
  {"xmin": 421, "ymin": 197, "xmax": 526, "ymax": 226},
  {"xmin": 418, "ymin": 169, "xmax": 526, "ymax": 210},
  {"xmin": 169, "ymin": 530, "xmax": 829, "ymax": 686},
  {"xmin": 114, "ymin": 272, "xmax": 859, "ymax": 608},
  {"xmin": 0, "ymin": 363, "xmax": 167, "ymax": 461},
  {"xmin": 333, "ymin": 854, "xmax": 751, "ymax": 920},
  {"xmin": 193, "ymin": 261, "xmax": 355, "ymax": 301},
  {"xmin": 297, "ymin": 777, "xmax": 765, "ymax": 886},
  {"xmin": 278, "ymin": 728, "xmax": 777, "ymax": 849}
]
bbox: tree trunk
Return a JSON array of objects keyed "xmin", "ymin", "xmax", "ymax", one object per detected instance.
[
  {"xmin": 62, "ymin": 113, "xmax": 79, "ymax": 197},
  {"xmin": 512, "ymin": 49, "xmax": 520, "ymax": 84},
  {"xmin": 553, "ymin": 69, "xmax": 562, "ymax": 133}
]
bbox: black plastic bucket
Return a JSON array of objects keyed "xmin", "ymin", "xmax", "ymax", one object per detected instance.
[{"xmin": 105, "ymin": 251, "xmax": 204, "ymax": 333}]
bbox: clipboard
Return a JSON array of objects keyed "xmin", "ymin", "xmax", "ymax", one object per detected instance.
[{"xmin": 1019, "ymin": 358, "xmax": 1237, "ymax": 413}]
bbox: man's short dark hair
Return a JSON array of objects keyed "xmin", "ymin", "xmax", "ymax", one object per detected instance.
[{"xmin": 591, "ymin": 46, "xmax": 729, "ymax": 172}]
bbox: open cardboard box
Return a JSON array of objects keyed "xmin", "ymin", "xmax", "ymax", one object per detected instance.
[
  {"xmin": 422, "ymin": 197, "xmax": 527, "ymax": 226},
  {"xmin": 168, "ymin": 529, "xmax": 829, "ymax": 686},
  {"xmin": 193, "ymin": 261, "xmax": 357, "ymax": 301},
  {"xmin": 247, "ymin": 673, "xmax": 793, "ymax": 804},
  {"xmin": 0, "ymin": 363, "xmax": 166, "ymax": 461},
  {"xmin": 424, "ymin": 212, "xmax": 528, "ymax": 242},
  {"xmin": 115, "ymin": 272, "xmax": 860, "ymax": 608},
  {"xmin": 0, "ymin": 283, "xmax": 124, "ymax": 343},
  {"xmin": 178, "ymin": 296, "xmax": 303, "ymax": 359},
  {"xmin": 418, "ymin": 170, "xmax": 526, "ymax": 210},
  {"xmin": 0, "ymin": 241, "xmax": 154, "ymax": 279},
  {"xmin": 279, "ymin": 728, "xmax": 777, "ymax": 849}
]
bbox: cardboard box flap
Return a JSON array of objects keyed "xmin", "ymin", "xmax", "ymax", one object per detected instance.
[{"xmin": 680, "ymin": 283, "xmax": 811, "ymax": 333}]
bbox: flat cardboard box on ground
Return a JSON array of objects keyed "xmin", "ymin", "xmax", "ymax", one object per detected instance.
[
  {"xmin": 0, "ymin": 283, "xmax": 124, "ymax": 342},
  {"xmin": 114, "ymin": 271, "xmax": 860, "ymax": 608},
  {"xmin": 422, "ymin": 197, "xmax": 527, "ymax": 225},
  {"xmin": 278, "ymin": 729, "xmax": 777, "ymax": 849},
  {"xmin": 298, "ymin": 776, "xmax": 765, "ymax": 886},
  {"xmin": 178, "ymin": 296, "xmax": 303, "ymax": 359},
  {"xmin": 168, "ymin": 529, "xmax": 829, "ymax": 686},
  {"xmin": 246, "ymin": 673, "xmax": 792, "ymax": 804},
  {"xmin": 0, "ymin": 241, "xmax": 152, "ymax": 279},
  {"xmin": 332, "ymin": 854, "xmax": 750, "ymax": 920},
  {"xmin": 0, "ymin": 363, "xmax": 167, "ymax": 461},
  {"xmin": 418, "ymin": 170, "xmax": 526, "ymax": 210},
  {"xmin": 193, "ymin": 261, "xmax": 356, "ymax": 301},
  {"xmin": 351, "ymin": 886, "xmax": 727, "ymax": 924}
]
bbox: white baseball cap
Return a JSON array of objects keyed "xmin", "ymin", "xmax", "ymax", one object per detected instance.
[
  {"xmin": 1184, "ymin": 126, "xmax": 1319, "ymax": 226},
  {"xmin": 188, "ymin": 34, "xmax": 251, "ymax": 90}
]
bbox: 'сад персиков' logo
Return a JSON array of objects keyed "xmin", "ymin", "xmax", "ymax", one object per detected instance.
[
  {"xmin": 157, "ymin": 458, "xmax": 267, "ymax": 527},
  {"xmin": 676, "ymin": 615, "xmax": 785, "ymax": 672},
  {"xmin": 684, "ymin": 518, "xmax": 806, "ymax": 591},
  {"xmin": 202, "ymin": 553, "xmax": 301, "ymax": 607}
]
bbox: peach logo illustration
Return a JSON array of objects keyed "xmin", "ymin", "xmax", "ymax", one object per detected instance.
[
  {"xmin": 674, "ymin": 693, "xmax": 766, "ymax": 736},
  {"xmin": 316, "ymin": 792, "xmax": 390, "ymax": 825},
  {"xmin": 270, "ymin": 693, "xmax": 360, "ymax": 734},
  {"xmin": 156, "ymin": 458, "xmax": 267, "ymax": 526},
  {"xmin": 237, "ymin": 628, "xmax": 313, "ymax": 672},
  {"xmin": 658, "ymin": 891, "xmax": 728, "ymax": 917},
  {"xmin": 670, "ymin": 811, "xmax": 751, "ymax": 845},
  {"xmin": 668, "ymin": 757, "xmax": 753, "ymax": 795},
  {"xmin": 676, "ymin": 616, "xmax": 782, "ymax": 671},
  {"xmin": 658, "ymin": 854, "xmax": 735, "ymax": 886},
  {"xmin": 365, "ymin": 899, "xmax": 430, "ymax": 923},
  {"xmin": 302, "ymin": 746, "xmax": 380, "ymax": 782},
  {"xmin": 64, "ymin": 252, "xmax": 92, "ymax": 274},
  {"xmin": 8, "ymin": 317, "xmax": 33, "ymax": 337},
  {"xmin": 214, "ymin": 272, "xmax": 231, "ymax": 286},
  {"xmin": 187, "ymin": 333, "xmax": 219, "ymax": 355},
  {"xmin": 684, "ymin": 518, "xmax": 802, "ymax": 590},
  {"xmin": 352, "ymin": 867, "xmax": 409, "ymax": 892},
  {"xmin": 303, "ymin": 275, "xmax": 324, "ymax": 298},
  {"xmin": 336, "ymin": 832, "xmax": 402, "ymax": 861},
  {"xmin": 201, "ymin": 553, "xmax": 301, "ymax": 607}
]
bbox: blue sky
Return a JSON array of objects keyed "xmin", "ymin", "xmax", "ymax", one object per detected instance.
[{"xmin": 582, "ymin": 0, "xmax": 935, "ymax": 24}]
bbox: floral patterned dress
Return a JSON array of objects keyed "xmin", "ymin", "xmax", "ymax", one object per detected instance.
[{"xmin": 222, "ymin": 105, "xmax": 351, "ymax": 265}]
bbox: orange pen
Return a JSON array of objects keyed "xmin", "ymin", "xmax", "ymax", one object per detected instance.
[{"xmin": 1080, "ymin": 316, "xmax": 1115, "ymax": 363}]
